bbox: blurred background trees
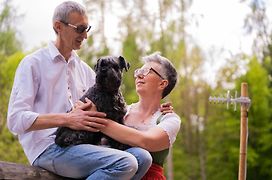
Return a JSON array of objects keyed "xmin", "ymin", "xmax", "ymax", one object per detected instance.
[
  {"xmin": 0, "ymin": 0, "xmax": 27, "ymax": 163},
  {"xmin": 0, "ymin": 0, "xmax": 272, "ymax": 179}
]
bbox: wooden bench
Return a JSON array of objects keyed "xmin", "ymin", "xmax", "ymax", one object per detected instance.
[{"xmin": 0, "ymin": 161, "xmax": 70, "ymax": 180}]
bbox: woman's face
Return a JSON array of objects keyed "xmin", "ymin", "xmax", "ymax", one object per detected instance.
[{"xmin": 134, "ymin": 62, "xmax": 166, "ymax": 97}]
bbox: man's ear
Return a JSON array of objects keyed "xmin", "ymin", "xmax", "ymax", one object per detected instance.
[{"xmin": 53, "ymin": 21, "xmax": 62, "ymax": 34}]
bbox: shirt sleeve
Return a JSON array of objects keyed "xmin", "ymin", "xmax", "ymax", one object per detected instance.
[
  {"xmin": 7, "ymin": 57, "xmax": 40, "ymax": 135},
  {"xmin": 157, "ymin": 113, "xmax": 181, "ymax": 146}
]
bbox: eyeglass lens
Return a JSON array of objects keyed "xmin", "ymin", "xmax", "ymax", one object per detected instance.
[
  {"xmin": 75, "ymin": 25, "xmax": 91, "ymax": 33},
  {"xmin": 61, "ymin": 21, "xmax": 91, "ymax": 34},
  {"xmin": 134, "ymin": 68, "xmax": 149, "ymax": 77},
  {"xmin": 134, "ymin": 67, "xmax": 164, "ymax": 79}
]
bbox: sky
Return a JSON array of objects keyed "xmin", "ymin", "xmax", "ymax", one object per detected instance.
[
  {"xmin": 10, "ymin": 0, "xmax": 270, "ymax": 84},
  {"xmin": 11, "ymin": 0, "xmax": 252, "ymax": 52},
  {"xmin": 188, "ymin": 0, "xmax": 251, "ymax": 53},
  {"xmin": 11, "ymin": 0, "xmax": 83, "ymax": 51}
]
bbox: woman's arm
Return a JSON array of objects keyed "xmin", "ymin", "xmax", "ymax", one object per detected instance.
[{"xmin": 101, "ymin": 120, "xmax": 170, "ymax": 152}]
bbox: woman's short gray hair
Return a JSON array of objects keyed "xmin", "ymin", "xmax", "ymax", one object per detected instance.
[
  {"xmin": 142, "ymin": 52, "xmax": 178, "ymax": 99},
  {"xmin": 52, "ymin": 1, "xmax": 87, "ymax": 33}
]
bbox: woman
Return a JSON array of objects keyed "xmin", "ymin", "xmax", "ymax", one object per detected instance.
[{"xmin": 100, "ymin": 52, "xmax": 181, "ymax": 179}]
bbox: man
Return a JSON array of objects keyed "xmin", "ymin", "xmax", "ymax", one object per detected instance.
[{"xmin": 7, "ymin": 1, "xmax": 151, "ymax": 179}]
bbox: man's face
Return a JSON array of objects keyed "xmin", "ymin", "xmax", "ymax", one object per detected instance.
[{"xmin": 60, "ymin": 12, "xmax": 89, "ymax": 51}]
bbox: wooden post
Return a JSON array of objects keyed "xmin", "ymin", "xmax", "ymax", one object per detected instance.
[{"xmin": 238, "ymin": 82, "xmax": 248, "ymax": 180}]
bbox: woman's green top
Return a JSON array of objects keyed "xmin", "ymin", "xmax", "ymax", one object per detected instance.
[
  {"xmin": 150, "ymin": 114, "xmax": 169, "ymax": 166},
  {"xmin": 150, "ymin": 149, "xmax": 169, "ymax": 166},
  {"xmin": 124, "ymin": 104, "xmax": 181, "ymax": 167}
]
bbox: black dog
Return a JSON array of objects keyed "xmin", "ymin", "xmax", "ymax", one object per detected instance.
[{"xmin": 55, "ymin": 56, "xmax": 130, "ymax": 150}]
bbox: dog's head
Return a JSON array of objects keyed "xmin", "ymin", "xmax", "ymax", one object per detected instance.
[{"xmin": 94, "ymin": 56, "xmax": 130, "ymax": 92}]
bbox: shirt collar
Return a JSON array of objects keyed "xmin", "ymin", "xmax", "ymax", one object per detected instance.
[{"xmin": 48, "ymin": 41, "xmax": 80, "ymax": 64}]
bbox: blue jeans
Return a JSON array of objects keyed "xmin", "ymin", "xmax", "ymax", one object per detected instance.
[{"xmin": 33, "ymin": 143, "xmax": 152, "ymax": 180}]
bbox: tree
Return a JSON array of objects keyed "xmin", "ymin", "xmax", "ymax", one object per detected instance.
[
  {"xmin": 242, "ymin": 0, "xmax": 271, "ymax": 60},
  {"xmin": 238, "ymin": 57, "xmax": 271, "ymax": 179},
  {"xmin": 0, "ymin": 0, "xmax": 27, "ymax": 164},
  {"xmin": 79, "ymin": 0, "xmax": 112, "ymax": 66},
  {"xmin": 0, "ymin": 0, "xmax": 21, "ymax": 57},
  {"xmin": 0, "ymin": 0, "xmax": 22, "ymax": 130},
  {"xmin": 0, "ymin": 52, "xmax": 28, "ymax": 164},
  {"xmin": 241, "ymin": 2, "xmax": 272, "ymax": 178}
]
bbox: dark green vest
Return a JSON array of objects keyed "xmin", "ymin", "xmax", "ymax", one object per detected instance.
[{"xmin": 151, "ymin": 115, "xmax": 169, "ymax": 166}]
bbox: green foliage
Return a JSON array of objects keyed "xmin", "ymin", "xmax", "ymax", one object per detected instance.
[
  {"xmin": 0, "ymin": 0, "xmax": 21, "ymax": 56},
  {"xmin": 205, "ymin": 113, "xmax": 240, "ymax": 180},
  {"xmin": 0, "ymin": 52, "xmax": 26, "ymax": 164},
  {"xmin": 78, "ymin": 35, "xmax": 110, "ymax": 69},
  {"xmin": 238, "ymin": 57, "xmax": 271, "ymax": 179},
  {"xmin": 0, "ymin": 52, "xmax": 24, "ymax": 128},
  {"xmin": 121, "ymin": 32, "xmax": 142, "ymax": 104},
  {"xmin": 0, "ymin": 30, "xmax": 21, "ymax": 56},
  {"xmin": 0, "ymin": 0, "xmax": 24, "ymax": 130},
  {"xmin": 0, "ymin": 0, "xmax": 26, "ymax": 164},
  {"xmin": 0, "ymin": 126, "xmax": 28, "ymax": 164},
  {"xmin": 77, "ymin": 36, "xmax": 95, "ymax": 66},
  {"xmin": 0, "ymin": 1, "xmax": 271, "ymax": 179}
]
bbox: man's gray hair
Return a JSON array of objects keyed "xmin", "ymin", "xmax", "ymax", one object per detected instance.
[
  {"xmin": 142, "ymin": 52, "xmax": 178, "ymax": 99},
  {"xmin": 52, "ymin": 1, "xmax": 87, "ymax": 33}
]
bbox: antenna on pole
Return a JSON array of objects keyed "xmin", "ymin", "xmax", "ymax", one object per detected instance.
[
  {"xmin": 209, "ymin": 82, "xmax": 251, "ymax": 180},
  {"xmin": 209, "ymin": 90, "xmax": 251, "ymax": 111}
]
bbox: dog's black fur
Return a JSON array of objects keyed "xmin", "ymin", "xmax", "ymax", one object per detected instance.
[{"xmin": 55, "ymin": 56, "xmax": 130, "ymax": 150}]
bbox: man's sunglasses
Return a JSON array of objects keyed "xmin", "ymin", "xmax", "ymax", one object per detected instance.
[{"xmin": 60, "ymin": 21, "xmax": 91, "ymax": 34}]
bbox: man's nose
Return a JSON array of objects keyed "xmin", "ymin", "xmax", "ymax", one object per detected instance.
[{"xmin": 82, "ymin": 31, "xmax": 88, "ymax": 39}]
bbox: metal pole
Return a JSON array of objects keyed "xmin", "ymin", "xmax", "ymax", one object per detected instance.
[{"xmin": 238, "ymin": 82, "xmax": 248, "ymax": 180}]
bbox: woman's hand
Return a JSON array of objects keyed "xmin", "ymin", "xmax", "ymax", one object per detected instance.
[{"xmin": 160, "ymin": 102, "xmax": 174, "ymax": 115}]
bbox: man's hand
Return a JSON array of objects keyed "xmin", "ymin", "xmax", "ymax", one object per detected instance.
[
  {"xmin": 160, "ymin": 102, "xmax": 174, "ymax": 115},
  {"xmin": 66, "ymin": 98, "xmax": 106, "ymax": 132},
  {"xmin": 72, "ymin": 98, "xmax": 97, "ymax": 112}
]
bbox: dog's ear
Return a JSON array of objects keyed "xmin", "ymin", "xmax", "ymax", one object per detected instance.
[
  {"xmin": 94, "ymin": 58, "xmax": 101, "ymax": 72},
  {"xmin": 118, "ymin": 56, "xmax": 130, "ymax": 72}
]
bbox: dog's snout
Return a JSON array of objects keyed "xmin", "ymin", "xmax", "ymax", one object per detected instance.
[{"xmin": 101, "ymin": 66, "xmax": 107, "ymax": 72}]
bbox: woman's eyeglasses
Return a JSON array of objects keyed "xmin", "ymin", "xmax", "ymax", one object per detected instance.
[
  {"xmin": 60, "ymin": 21, "xmax": 91, "ymax": 34},
  {"xmin": 134, "ymin": 67, "xmax": 165, "ymax": 79}
]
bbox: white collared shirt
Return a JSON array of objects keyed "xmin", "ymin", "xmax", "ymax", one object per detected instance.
[{"xmin": 7, "ymin": 42, "xmax": 96, "ymax": 164}]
